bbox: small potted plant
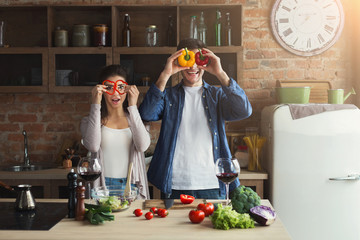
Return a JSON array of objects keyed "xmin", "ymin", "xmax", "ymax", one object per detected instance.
[{"xmin": 63, "ymin": 148, "xmax": 75, "ymax": 169}]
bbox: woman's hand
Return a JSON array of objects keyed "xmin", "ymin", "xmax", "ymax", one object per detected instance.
[
  {"xmin": 126, "ymin": 85, "xmax": 140, "ymax": 106},
  {"xmin": 92, "ymin": 84, "xmax": 106, "ymax": 105}
]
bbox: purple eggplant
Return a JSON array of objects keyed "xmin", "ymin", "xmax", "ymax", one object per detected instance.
[{"xmin": 250, "ymin": 205, "xmax": 276, "ymax": 226}]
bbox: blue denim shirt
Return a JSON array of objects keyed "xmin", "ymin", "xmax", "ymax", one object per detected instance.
[{"xmin": 139, "ymin": 78, "xmax": 252, "ymax": 196}]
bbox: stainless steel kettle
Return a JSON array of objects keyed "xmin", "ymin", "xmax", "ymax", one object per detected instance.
[{"xmin": 15, "ymin": 184, "xmax": 36, "ymax": 211}]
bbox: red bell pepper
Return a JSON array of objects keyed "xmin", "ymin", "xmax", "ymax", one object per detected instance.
[
  {"xmin": 195, "ymin": 49, "xmax": 209, "ymax": 66},
  {"xmin": 102, "ymin": 79, "xmax": 128, "ymax": 95},
  {"xmin": 180, "ymin": 194, "xmax": 195, "ymax": 204}
]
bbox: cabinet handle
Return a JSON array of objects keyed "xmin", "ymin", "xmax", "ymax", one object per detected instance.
[{"xmin": 329, "ymin": 174, "xmax": 360, "ymax": 181}]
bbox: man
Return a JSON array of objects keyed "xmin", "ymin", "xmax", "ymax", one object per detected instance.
[{"xmin": 139, "ymin": 38, "xmax": 252, "ymax": 199}]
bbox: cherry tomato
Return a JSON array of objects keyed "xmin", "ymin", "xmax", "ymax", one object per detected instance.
[
  {"xmin": 197, "ymin": 202, "xmax": 215, "ymax": 216},
  {"xmin": 145, "ymin": 212, "xmax": 153, "ymax": 220},
  {"xmin": 189, "ymin": 209, "xmax": 205, "ymax": 223},
  {"xmin": 157, "ymin": 208, "xmax": 169, "ymax": 218},
  {"xmin": 180, "ymin": 194, "xmax": 195, "ymax": 204},
  {"xmin": 133, "ymin": 208, "xmax": 143, "ymax": 217},
  {"xmin": 150, "ymin": 207, "xmax": 158, "ymax": 214}
]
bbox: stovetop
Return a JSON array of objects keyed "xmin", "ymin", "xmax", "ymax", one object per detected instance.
[{"xmin": 0, "ymin": 202, "xmax": 67, "ymax": 230}]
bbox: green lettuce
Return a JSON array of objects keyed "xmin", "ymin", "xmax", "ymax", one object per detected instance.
[{"xmin": 210, "ymin": 204, "xmax": 255, "ymax": 230}]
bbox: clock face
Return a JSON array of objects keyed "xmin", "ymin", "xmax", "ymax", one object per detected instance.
[{"xmin": 271, "ymin": 0, "xmax": 345, "ymax": 56}]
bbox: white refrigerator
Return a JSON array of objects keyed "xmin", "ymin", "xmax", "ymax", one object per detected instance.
[{"xmin": 260, "ymin": 104, "xmax": 360, "ymax": 240}]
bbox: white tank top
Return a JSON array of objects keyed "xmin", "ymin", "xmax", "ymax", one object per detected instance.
[
  {"xmin": 171, "ymin": 85, "xmax": 219, "ymax": 190},
  {"xmin": 101, "ymin": 126, "xmax": 132, "ymax": 179}
]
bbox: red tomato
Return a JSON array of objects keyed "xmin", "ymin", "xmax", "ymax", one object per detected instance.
[
  {"xmin": 145, "ymin": 212, "xmax": 153, "ymax": 220},
  {"xmin": 197, "ymin": 202, "xmax": 215, "ymax": 216},
  {"xmin": 150, "ymin": 207, "xmax": 158, "ymax": 214},
  {"xmin": 180, "ymin": 194, "xmax": 195, "ymax": 204},
  {"xmin": 133, "ymin": 208, "xmax": 143, "ymax": 217},
  {"xmin": 189, "ymin": 209, "xmax": 205, "ymax": 223},
  {"xmin": 157, "ymin": 208, "xmax": 169, "ymax": 218}
]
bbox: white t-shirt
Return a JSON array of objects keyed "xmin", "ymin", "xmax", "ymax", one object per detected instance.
[
  {"xmin": 171, "ymin": 85, "xmax": 219, "ymax": 190},
  {"xmin": 101, "ymin": 126, "xmax": 132, "ymax": 178}
]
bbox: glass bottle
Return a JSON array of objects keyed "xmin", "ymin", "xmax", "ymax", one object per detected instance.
[
  {"xmin": 224, "ymin": 12, "xmax": 232, "ymax": 46},
  {"xmin": 145, "ymin": 25, "xmax": 158, "ymax": 47},
  {"xmin": 189, "ymin": 15, "xmax": 198, "ymax": 39},
  {"xmin": 167, "ymin": 15, "xmax": 176, "ymax": 46},
  {"xmin": 215, "ymin": 9, "xmax": 222, "ymax": 46},
  {"xmin": 122, "ymin": 13, "xmax": 131, "ymax": 47},
  {"xmin": 197, "ymin": 12, "xmax": 207, "ymax": 45},
  {"xmin": 0, "ymin": 21, "xmax": 5, "ymax": 47}
]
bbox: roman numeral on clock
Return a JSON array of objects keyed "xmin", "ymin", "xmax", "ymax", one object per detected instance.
[
  {"xmin": 307, "ymin": 38, "xmax": 311, "ymax": 49},
  {"xmin": 279, "ymin": 18, "xmax": 289, "ymax": 23},
  {"xmin": 317, "ymin": 33, "xmax": 325, "ymax": 44},
  {"xmin": 283, "ymin": 28, "xmax": 293, "ymax": 37},
  {"xmin": 282, "ymin": 6, "xmax": 291, "ymax": 12},
  {"xmin": 324, "ymin": 25, "xmax": 334, "ymax": 34}
]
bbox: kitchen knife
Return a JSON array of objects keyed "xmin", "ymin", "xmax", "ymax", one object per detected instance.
[{"xmin": 163, "ymin": 199, "xmax": 174, "ymax": 209}]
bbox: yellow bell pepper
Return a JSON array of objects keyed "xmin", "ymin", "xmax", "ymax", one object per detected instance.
[{"xmin": 177, "ymin": 48, "xmax": 195, "ymax": 67}]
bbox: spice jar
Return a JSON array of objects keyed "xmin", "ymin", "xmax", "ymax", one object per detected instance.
[
  {"xmin": 93, "ymin": 24, "xmax": 108, "ymax": 47},
  {"xmin": 54, "ymin": 27, "xmax": 68, "ymax": 47},
  {"xmin": 72, "ymin": 24, "xmax": 90, "ymax": 47},
  {"xmin": 145, "ymin": 25, "xmax": 158, "ymax": 47}
]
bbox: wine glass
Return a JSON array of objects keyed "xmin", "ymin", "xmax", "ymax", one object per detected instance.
[
  {"xmin": 215, "ymin": 157, "xmax": 240, "ymax": 206},
  {"xmin": 77, "ymin": 153, "xmax": 102, "ymax": 201}
]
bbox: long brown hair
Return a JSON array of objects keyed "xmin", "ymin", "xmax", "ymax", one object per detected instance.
[{"xmin": 98, "ymin": 65, "xmax": 129, "ymax": 123}]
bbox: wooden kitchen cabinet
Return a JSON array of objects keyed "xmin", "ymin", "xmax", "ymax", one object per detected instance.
[{"xmin": 0, "ymin": 3, "xmax": 243, "ymax": 93}]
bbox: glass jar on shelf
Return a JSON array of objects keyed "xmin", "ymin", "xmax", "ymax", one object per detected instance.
[
  {"xmin": 93, "ymin": 24, "xmax": 108, "ymax": 47},
  {"xmin": 145, "ymin": 25, "xmax": 159, "ymax": 47}
]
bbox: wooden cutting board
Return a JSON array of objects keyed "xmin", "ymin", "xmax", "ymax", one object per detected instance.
[
  {"xmin": 143, "ymin": 199, "xmax": 205, "ymax": 209},
  {"xmin": 276, "ymin": 80, "xmax": 332, "ymax": 103}
]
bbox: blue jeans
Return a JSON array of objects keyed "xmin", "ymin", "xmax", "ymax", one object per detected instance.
[
  {"xmin": 105, "ymin": 177, "xmax": 136, "ymax": 190},
  {"xmin": 165, "ymin": 189, "xmax": 224, "ymax": 199}
]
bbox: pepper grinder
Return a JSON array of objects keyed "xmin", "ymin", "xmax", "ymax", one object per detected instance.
[
  {"xmin": 67, "ymin": 168, "xmax": 77, "ymax": 218},
  {"xmin": 75, "ymin": 182, "xmax": 85, "ymax": 221}
]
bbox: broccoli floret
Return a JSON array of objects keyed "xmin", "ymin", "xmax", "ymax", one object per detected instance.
[{"xmin": 230, "ymin": 185, "xmax": 261, "ymax": 214}]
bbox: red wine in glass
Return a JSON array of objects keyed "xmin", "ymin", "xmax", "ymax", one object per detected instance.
[
  {"xmin": 79, "ymin": 172, "xmax": 101, "ymax": 182},
  {"xmin": 77, "ymin": 154, "xmax": 102, "ymax": 200},
  {"xmin": 215, "ymin": 158, "xmax": 240, "ymax": 206},
  {"xmin": 216, "ymin": 173, "xmax": 238, "ymax": 183}
]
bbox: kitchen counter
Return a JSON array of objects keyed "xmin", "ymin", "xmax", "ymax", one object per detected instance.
[
  {"xmin": 0, "ymin": 198, "xmax": 291, "ymax": 240},
  {"xmin": 0, "ymin": 167, "xmax": 71, "ymax": 180}
]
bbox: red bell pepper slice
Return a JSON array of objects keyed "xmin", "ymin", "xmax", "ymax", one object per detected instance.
[
  {"xmin": 102, "ymin": 79, "xmax": 128, "ymax": 95},
  {"xmin": 195, "ymin": 49, "xmax": 209, "ymax": 66},
  {"xmin": 180, "ymin": 194, "xmax": 195, "ymax": 204}
]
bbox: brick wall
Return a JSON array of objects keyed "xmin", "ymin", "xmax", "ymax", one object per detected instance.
[{"xmin": 0, "ymin": 0, "xmax": 356, "ymax": 166}]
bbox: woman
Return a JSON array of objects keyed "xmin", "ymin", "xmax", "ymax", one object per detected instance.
[{"xmin": 80, "ymin": 65, "xmax": 150, "ymax": 199}]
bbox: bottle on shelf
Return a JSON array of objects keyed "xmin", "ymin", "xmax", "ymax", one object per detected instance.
[
  {"xmin": 122, "ymin": 13, "xmax": 131, "ymax": 47},
  {"xmin": 215, "ymin": 9, "xmax": 222, "ymax": 46},
  {"xmin": 224, "ymin": 12, "xmax": 232, "ymax": 46},
  {"xmin": 197, "ymin": 12, "xmax": 207, "ymax": 45},
  {"xmin": 167, "ymin": 15, "xmax": 176, "ymax": 46},
  {"xmin": 189, "ymin": 15, "xmax": 198, "ymax": 39}
]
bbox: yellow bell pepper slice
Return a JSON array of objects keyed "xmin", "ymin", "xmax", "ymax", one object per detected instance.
[{"xmin": 177, "ymin": 48, "xmax": 195, "ymax": 67}]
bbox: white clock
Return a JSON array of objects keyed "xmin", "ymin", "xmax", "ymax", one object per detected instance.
[{"xmin": 270, "ymin": 0, "xmax": 345, "ymax": 57}]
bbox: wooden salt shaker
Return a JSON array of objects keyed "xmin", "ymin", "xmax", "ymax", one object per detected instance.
[{"xmin": 75, "ymin": 182, "xmax": 86, "ymax": 221}]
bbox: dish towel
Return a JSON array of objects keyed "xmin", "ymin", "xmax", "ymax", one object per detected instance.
[{"xmin": 288, "ymin": 104, "xmax": 358, "ymax": 120}]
